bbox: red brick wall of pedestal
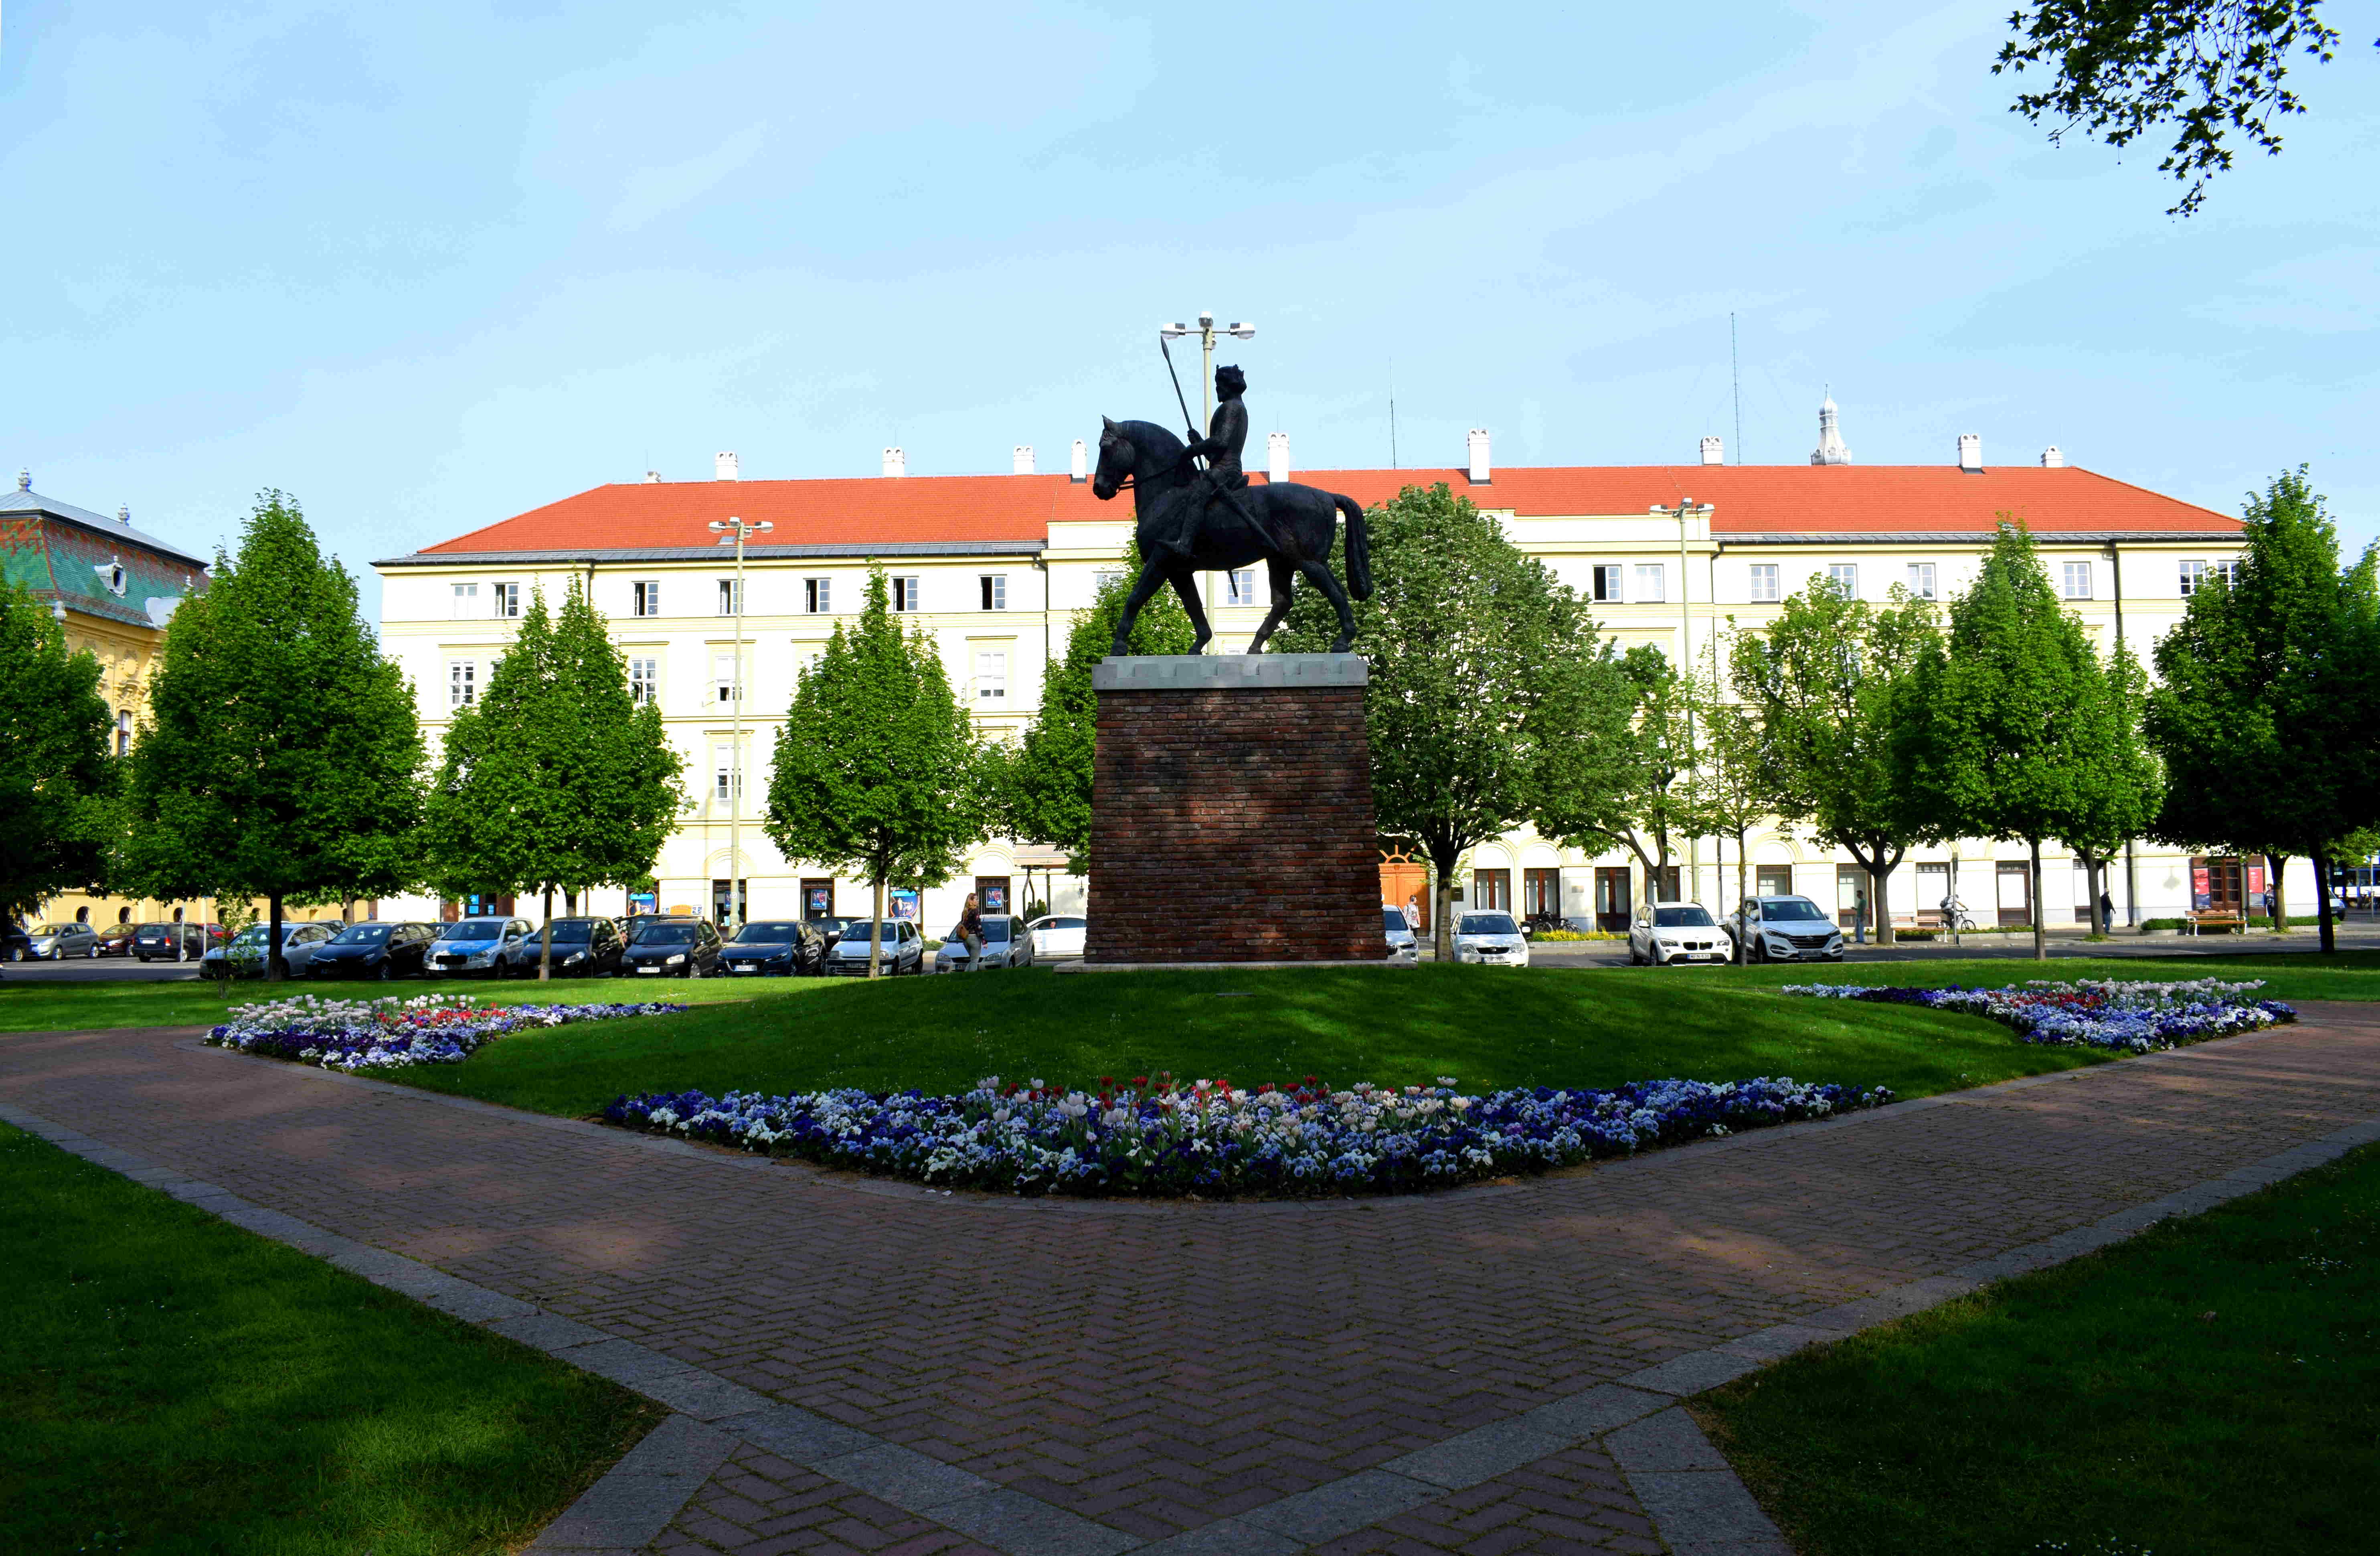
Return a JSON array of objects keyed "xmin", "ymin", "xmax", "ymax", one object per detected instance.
[{"xmin": 1087, "ymin": 679, "xmax": 1385, "ymax": 964}]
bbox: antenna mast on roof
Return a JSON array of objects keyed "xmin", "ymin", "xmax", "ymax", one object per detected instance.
[{"xmin": 1730, "ymin": 313, "xmax": 1743, "ymax": 466}]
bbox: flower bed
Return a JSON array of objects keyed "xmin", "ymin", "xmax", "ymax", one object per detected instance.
[
  {"xmin": 206, "ymin": 993, "xmax": 690, "ymax": 1071},
  {"xmin": 602, "ymin": 1072, "xmax": 1892, "ymax": 1198},
  {"xmin": 1784, "ymin": 978, "xmax": 2294, "ymax": 1053}
]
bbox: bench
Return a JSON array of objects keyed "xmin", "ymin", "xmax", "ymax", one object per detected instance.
[{"xmin": 2186, "ymin": 912, "xmax": 2246, "ymax": 935}]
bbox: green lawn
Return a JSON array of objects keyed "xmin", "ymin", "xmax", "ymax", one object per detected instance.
[
  {"xmin": 0, "ymin": 969, "xmax": 761, "ymax": 1034},
  {"xmin": 1694, "ymin": 1143, "xmax": 2380, "ymax": 1556},
  {"xmin": 0, "ymin": 1122, "xmax": 664, "ymax": 1556}
]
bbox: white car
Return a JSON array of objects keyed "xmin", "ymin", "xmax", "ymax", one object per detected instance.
[
  {"xmin": 1732, "ymin": 896, "xmax": 1848, "ymax": 963},
  {"xmin": 1027, "ymin": 914, "xmax": 1086, "ymax": 960},
  {"xmin": 1384, "ymin": 906, "xmax": 1418, "ymax": 963},
  {"xmin": 1452, "ymin": 911, "xmax": 1530, "ymax": 967},
  {"xmin": 1629, "ymin": 902, "xmax": 1734, "ymax": 966}
]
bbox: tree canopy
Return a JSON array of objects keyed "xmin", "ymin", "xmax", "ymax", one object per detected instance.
[
  {"xmin": 0, "ymin": 583, "xmax": 115, "ymax": 926},
  {"xmin": 765, "ymin": 567, "xmax": 990, "ymax": 975},
  {"xmin": 120, "ymin": 492, "xmax": 423, "ymax": 977}
]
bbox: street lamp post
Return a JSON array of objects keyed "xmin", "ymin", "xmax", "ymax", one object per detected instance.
[
  {"xmin": 707, "ymin": 515, "xmax": 773, "ymax": 933},
  {"xmin": 1650, "ymin": 500, "xmax": 1714, "ymax": 908},
  {"xmin": 1159, "ymin": 311, "xmax": 1256, "ymax": 430}
]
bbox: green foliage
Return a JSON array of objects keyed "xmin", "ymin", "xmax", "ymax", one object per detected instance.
[
  {"xmin": 2147, "ymin": 469, "xmax": 2380, "ymax": 952},
  {"xmin": 0, "ymin": 582, "xmax": 115, "ymax": 921},
  {"xmin": 766, "ymin": 567, "xmax": 990, "ymax": 973},
  {"xmin": 1275, "ymin": 483, "xmax": 1637, "ymax": 954},
  {"xmin": 1004, "ymin": 542, "xmax": 1194, "ymax": 867},
  {"xmin": 120, "ymin": 493, "xmax": 423, "ymax": 977},
  {"xmin": 1995, "ymin": 0, "xmax": 2356, "ymax": 216}
]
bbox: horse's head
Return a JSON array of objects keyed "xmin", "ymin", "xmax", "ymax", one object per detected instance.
[{"xmin": 1091, "ymin": 416, "xmax": 1133, "ymax": 500}]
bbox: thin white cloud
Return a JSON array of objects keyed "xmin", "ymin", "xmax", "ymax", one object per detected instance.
[{"xmin": 607, "ymin": 123, "xmax": 767, "ymax": 231}]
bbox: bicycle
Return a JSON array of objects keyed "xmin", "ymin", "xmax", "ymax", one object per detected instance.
[{"xmin": 1939, "ymin": 898, "xmax": 1979, "ymax": 933}]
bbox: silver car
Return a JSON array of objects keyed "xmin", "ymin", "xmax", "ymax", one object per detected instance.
[
  {"xmin": 26, "ymin": 922, "xmax": 101, "ymax": 960},
  {"xmin": 428, "ymin": 917, "xmax": 536, "ymax": 978},
  {"xmin": 1732, "ymin": 896, "xmax": 1848, "ymax": 963},
  {"xmin": 1384, "ymin": 906, "xmax": 1418, "ymax": 963},
  {"xmin": 826, "ymin": 920, "xmax": 923, "ymax": 976},
  {"xmin": 1629, "ymin": 902, "xmax": 1734, "ymax": 965},
  {"xmin": 1452, "ymin": 911, "xmax": 1530, "ymax": 967},
  {"xmin": 202, "ymin": 921, "xmax": 339, "ymax": 979},
  {"xmin": 936, "ymin": 914, "xmax": 1034, "ymax": 972}
]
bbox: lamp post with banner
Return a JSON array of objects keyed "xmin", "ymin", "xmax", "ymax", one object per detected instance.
[{"xmin": 706, "ymin": 515, "xmax": 772, "ymax": 932}]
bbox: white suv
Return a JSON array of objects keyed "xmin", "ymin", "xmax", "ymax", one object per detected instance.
[
  {"xmin": 1733, "ymin": 897, "xmax": 1847, "ymax": 963},
  {"xmin": 1629, "ymin": 902, "xmax": 1734, "ymax": 966}
]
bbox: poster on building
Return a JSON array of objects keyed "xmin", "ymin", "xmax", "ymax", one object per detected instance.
[
  {"xmin": 2190, "ymin": 863, "xmax": 2211, "ymax": 910},
  {"xmin": 888, "ymin": 889, "xmax": 920, "ymax": 922},
  {"xmin": 803, "ymin": 883, "xmax": 832, "ymax": 918},
  {"xmin": 2247, "ymin": 860, "xmax": 2267, "ymax": 908},
  {"xmin": 628, "ymin": 891, "xmax": 657, "ymax": 917}
]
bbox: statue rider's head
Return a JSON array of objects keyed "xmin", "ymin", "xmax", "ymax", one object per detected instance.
[{"xmin": 1215, "ymin": 364, "xmax": 1247, "ymax": 399}]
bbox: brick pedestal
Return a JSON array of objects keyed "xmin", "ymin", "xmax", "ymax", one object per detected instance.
[{"xmin": 1086, "ymin": 654, "xmax": 1385, "ymax": 964}]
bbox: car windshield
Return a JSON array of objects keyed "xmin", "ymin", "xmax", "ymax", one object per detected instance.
[
  {"xmin": 440, "ymin": 922, "xmax": 503, "ymax": 941},
  {"xmin": 330, "ymin": 924, "xmax": 393, "ymax": 944},
  {"xmin": 631, "ymin": 923, "xmax": 697, "ymax": 945},
  {"xmin": 231, "ymin": 926, "xmax": 268, "ymax": 946},
  {"xmin": 540, "ymin": 921, "xmax": 595, "ymax": 943},
  {"xmin": 982, "ymin": 921, "xmax": 1010, "ymax": 942},
  {"xmin": 1761, "ymin": 899, "xmax": 1830, "ymax": 923},
  {"xmin": 38, "ymin": 924, "xmax": 78, "ymax": 935},
  {"xmin": 1384, "ymin": 909, "xmax": 1410, "ymax": 931},
  {"xmin": 1653, "ymin": 907, "xmax": 1715, "ymax": 928},
  {"xmin": 839, "ymin": 924, "xmax": 902, "ymax": 946},
  {"xmin": 733, "ymin": 923, "xmax": 800, "ymax": 943},
  {"xmin": 1459, "ymin": 914, "xmax": 1519, "ymax": 936}
]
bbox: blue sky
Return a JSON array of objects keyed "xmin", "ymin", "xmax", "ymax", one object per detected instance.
[{"xmin": 6, "ymin": 1, "xmax": 2376, "ymax": 620}]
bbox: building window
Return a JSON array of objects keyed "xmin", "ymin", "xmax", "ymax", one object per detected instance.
[
  {"xmin": 1591, "ymin": 563, "xmax": 1623, "ymax": 602},
  {"xmin": 629, "ymin": 656, "xmax": 659, "ymax": 706},
  {"xmin": 712, "ymin": 745, "xmax": 743, "ymax": 805},
  {"xmin": 2179, "ymin": 558, "xmax": 2238, "ymax": 597},
  {"xmin": 1522, "ymin": 867, "xmax": 1559, "ymax": 917},
  {"xmin": 803, "ymin": 577, "xmax": 831, "ymax": 614},
  {"xmin": 1472, "ymin": 869, "xmax": 1512, "ymax": 912},
  {"xmin": 451, "ymin": 582, "xmax": 480, "ymax": 620},
  {"xmin": 1827, "ymin": 563, "xmax": 1858, "ymax": 598},
  {"xmin": 1748, "ymin": 563, "xmax": 1779, "ymax": 602},
  {"xmin": 975, "ymin": 648, "xmax": 1008, "ymax": 702},
  {"xmin": 447, "ymin": 660, "xmax": 476, "ymax": 709},
  {"xmin": 2062, "ymin": 561, "xmax": 2093, "ymax": 600},
  {"xmin": 713, "ymin": 651, "xmax": 740, "ymax": 707},
  {"xmin": 1225, "ymin": 568, "xmax": 1258, "ymax": 606},
  {"xmin": 115, "ymin": 709, "xmax": 132, "ymax": 756},
  {"xmin": 1906, "ymin": 562, "xmax": 1936, "ymax": 599},
  {"xmin": 716, "ymin": 578, "xmax": 742, "ymax": 616},
  {"xmin": 492, "ymin": 582, "xmax": 520, "ymax": 618},
  {"xmin": 1093, "ymin": 568, "xmax": 1125, "ymax": 594},
  {"xmin": 632, "ymin": 581, "xmax": 661, "ymax": 617},
  {"xmin": 979, "ymin": 574, "xmax": 1006, "ymax": 611},
  {"xmin": 892, "ymin": 575, "xmax": 922, "ymax": 612},
  {"xmin": 794, "ymin": 645, "xmax": 824, "ymax": 683},
  {"xmin": 1634, "ymin": 563, "xmax": 1665, "ymax": 604}
]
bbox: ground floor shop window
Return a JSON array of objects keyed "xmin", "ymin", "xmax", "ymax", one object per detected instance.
[
  {"xmin": 1838, "ymin": 865, "xmax": 1867, "ymax": 929},
  {"xmin": 1473, "ymin": 869, "xmax": 1511, "ymax": 912},
  {"xmin": 1996, "ymin": 862, "xmax": 2031, "ymax": 927},
  {"xmin": 975, "ymin": 876, "xmax": 1011, "ymax": 915},
  {"xmin": 1522, "ymin": 868, "xmax": 1560, "ymax": 918},
  {"xmin": 1916, "ymin": 861, "xmax": 1949, "ymax": 925},
  {"xmin": 1755, "ymin": 865, "xmax": 1793, "ymax": 899},
  {"xmin": 711, "ymin": 879, "xmax": 749, "ymax": 927},
  {"xmin": 801, "ymin": 879, "xmax": 834, "ymax": 919},
  {"xmin": 1595, "ymin": 867, "xmax": 1632, "ymax": 931}
]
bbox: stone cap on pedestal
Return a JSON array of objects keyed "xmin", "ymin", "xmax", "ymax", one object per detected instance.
[{"xmin": 1092, "ymin": 653, "xmax": 1368, "ymax": 691}]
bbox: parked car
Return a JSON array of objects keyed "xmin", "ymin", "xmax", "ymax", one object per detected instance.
[
  {"xmin": 826, "ymin": 920, "xmax": 923, "ymax": 976},
  {"xmin": 935, "ymin": 914, "xmax": 1033, "ymax": 972},
  {"xmin": 427, "ymin": 917, "xmax": 536, "ymax": 978},
  {"xmin": 719, "ymin": 920, "xmax": 826, "ymax": 977},
  {"xmin": 1026, "ymin": 914, "xmax": 1087, "ymax": 961},
  {"xmin": 618, "ymin": 916, "xmax": 722, "ymax": 979},
  {"xmin": 1384, "ymin": 906, "xmax": 1418, "ymax": 963},
  {"xmin": 1732, "ymin": 896, "xmax": 1847, "ymax": 963},
  {"xmin": 95, "ymin": 922, "xmax": 139, "ymax": 957},
  {"xmin": 522, "ymin": 918, "xmax": 627, "ymax": 977},
  {"xmin": 204, "ymin": 921, "xmax": 340, "ymax": 979},
  {"xmin": 304, "ymin": 921, "xmax": 438, "ymax": 981},
  {"xmin": 1628, "ymin": 902, "xmax": 1734, "ymax": 966},
  {"xmin": 26, "ymin": 923, "xmax": 102, "ymax": 960},
  {"xmin": 2, "ymin": 921, "xmax": 33, "ymax": 962},
  {"xmin": 1451, "ymin": 911, "xmax": 1530, "ymax": 967},
  {"xmin": 810, "ymin": 915, "xmax": 859, "ymax": 952},
  {"xmin": 133, "ymin": 922, "xmax": 210, "ymax": 961}
]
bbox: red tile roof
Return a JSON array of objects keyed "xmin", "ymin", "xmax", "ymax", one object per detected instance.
[{"xmin": 414, "ymin": 463, "xmax": 2236, "ymax": 556}]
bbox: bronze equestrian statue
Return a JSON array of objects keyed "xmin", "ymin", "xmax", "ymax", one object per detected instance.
[{"xmin": 1092, "ymin": 367, "xmax": 1372, "ymax": 654}]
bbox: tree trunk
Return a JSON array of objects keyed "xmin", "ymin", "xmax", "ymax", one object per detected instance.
[
  {"xmin": 2085, "ymin": 857, "xmax": 2104, "ymax": 935},
  {"xmin": 565, "ymin": 888, "xmax": 578, "ymax": 916},
  {"xmin": 1734, "ymin": 827, "xmax": 1751, "ymax": 964},
  {"xmin": 538, "ymin": 887, "xmax": 554, "ymax": 981},
  {"xmin": 2313, "ymin": 845, "xmax": 2335, "ymax": 954},
  {"xmin": 267, "ymin": 893, "xmax": 285, "ymax": 982},
  {"xmin": 869, "ymin": 879, "xmax": 886, "ymax": 978},
  {"xmin": 1871, "ymin": 859, "xmax": 1896, "ymax": 946},
  {"xmin": 1432, "ymin": 844, "xmax": 1460, "ymax": 963},
  {"xmin": 2028, "ymin": 838, "xmax": 2046, "ymax": 961},
  {"xmin": 2268, "ymin": 853, "xmax": 2289, "ymax": 931}
]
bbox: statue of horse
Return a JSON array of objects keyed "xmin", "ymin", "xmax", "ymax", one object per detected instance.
[{"xmin": 1090, "ymin": 417, "xmax": 1372, "ymax": 654}]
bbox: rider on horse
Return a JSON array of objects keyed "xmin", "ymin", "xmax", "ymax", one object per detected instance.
[{"xmin": 1157, "ymin": 365, "xmax": 1281, "ymax": 559}]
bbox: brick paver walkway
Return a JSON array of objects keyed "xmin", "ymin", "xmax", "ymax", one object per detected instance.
[{"xmin": 4, "ymin": 1003, "xmax": 2376, "ymax": 1554}]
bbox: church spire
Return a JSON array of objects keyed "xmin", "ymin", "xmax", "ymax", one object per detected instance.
[{"xmin": 1810, "ymin": 387, "xmax": 1851, "ymax": 466}]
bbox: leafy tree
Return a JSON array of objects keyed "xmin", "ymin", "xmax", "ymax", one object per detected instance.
[
  {"xmin": 2052, "ymin": 641, "xmax": 2164, "ymax": 935},
  {"xmin": 1732, "ymin": 577, "xmax": 1938, "ymax": 946},
  {"xmin": 1005, "ymin": 541, "xmax": 1194, "ymax": 870},
  {"xmin": 1904, "ymin": 520, "xmax": 2113, "ymax": 961},
  {"xmin": 766, "ymin": 567, "xmax": 989, "ymax": 976},
  {"xmin": 2146, "ymin": 469, "xmax": 2380, "ymax": 952},
  {"xmin": 425, "ymin": 581, "xmax": 684, "ymax": 977},
  {"xmin": 1554, "ymin": 644, "xmax": 1700, "ymax": 911},
  {"xmin": 121, "ymin": 493, "xmax": 423, "ymax": 980},
  {"xmin": 1996, "ymin": 0, "xmax": 2366, "ymax": 215},
  {"xmin": 1277, "ymin": 483, "xmax": 1637, "ymax": 962},
  {"xmin": 0, "ymin": 583, "xmax": 115, "ymax": 932},
  {"xmin": 1693, "ymin": 642, "xmax": 1777, "ymax": 960}
]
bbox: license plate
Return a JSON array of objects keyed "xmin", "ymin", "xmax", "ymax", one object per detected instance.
[{"xmin": 636, "ymin": 965, "xmax": 660, "ymax": 975}]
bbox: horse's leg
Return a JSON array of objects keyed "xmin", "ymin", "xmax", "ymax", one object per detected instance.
[
  {"xmin": 1109, "ymin": 555, "xmax": 1176, "ymax": 656},
  {"xmin": 1298, "ymin": 557, "xmax": 1360, "ymax": 652},
  {"xmin": 1245, "ymin": 556, "xmax": 1299, "ymax": 652},
  {"xmin": 1169, "ymin": 563, "xmax": 1213, "ymax": 654}
]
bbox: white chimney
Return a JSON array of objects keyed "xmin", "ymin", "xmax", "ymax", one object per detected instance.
[
  {"xmin": 644, "ymin": 469, "xmax": 662, "ymax": 483},
  {"xmin": 1070, "ymin": 439, "xmax": 1088, "ymax": 482},
  {"xmin": 714, "ymin": 451, "xmax": 739, "ymax": 481},
  {"xmin": 2040, "ymin": 445, "xmax": 2066, "ymax": 468},
  {"xmin": 1012, "ymin": 444, "xmax": 1035, "ymax": 475},
  {"xmin": 1466, "ymin": 428, "xmax": 1492, "ymax": 485},
  {"xmin": 1957, "ymin": 433, "xmax": 1983, "ymax": 472},
  {"xmin": 1267, "ymin": 431, "xmax": 1290, "ymax": 483},
  {"xmin": 882, "ymin": 446, "xmax": 906, "ymax": 478},
  {"xmin": 1699, "ymin": 436, "xmax": 1724, "ymax": 466}
]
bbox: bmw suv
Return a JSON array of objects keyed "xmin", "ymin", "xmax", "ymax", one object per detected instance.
[{"xmin": 1733, "ymin": 896, "xmax": 1847, "ymax": 963}]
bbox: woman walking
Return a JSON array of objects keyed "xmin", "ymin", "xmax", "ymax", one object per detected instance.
[{"xmin": 958, "ymin": 893, "xmax": 984, "ymax": 971}]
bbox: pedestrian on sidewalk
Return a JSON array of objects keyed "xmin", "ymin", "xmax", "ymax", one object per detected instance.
[{"xmin": 959, "ymin": 893, "xmax": 985, "ymax": 971}]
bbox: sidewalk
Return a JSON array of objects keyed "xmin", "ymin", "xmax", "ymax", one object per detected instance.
[{"xmin": 4, "ymin": 1005, "xmax": 2377, "ymax": 1554}]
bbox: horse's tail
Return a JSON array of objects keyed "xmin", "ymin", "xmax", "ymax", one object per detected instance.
[{"xmin": 1334, "ymin": 493, "xmax": 1374, "ymax": 600}]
